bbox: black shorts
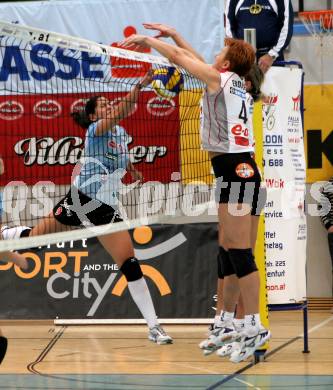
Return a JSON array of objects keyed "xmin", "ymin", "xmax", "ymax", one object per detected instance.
[
  {"xmin": 211, "ymin": 152, "xmax": 266, "ymax": 216},
  {"xmin": 53, "ymin": 187, "xmax": 123, "ymax": 226}
]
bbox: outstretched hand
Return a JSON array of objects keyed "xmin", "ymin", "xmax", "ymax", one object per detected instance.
[
  {"xmin": 120, "ymin": 34, "xmax": 149, "ymax": 49},
  {"xmin": 143, "ymin": 23, "xmax": 176, "ymax": 39}
]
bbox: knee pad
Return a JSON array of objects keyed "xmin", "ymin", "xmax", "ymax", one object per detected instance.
[
  {"xmin": 218, "ymin": 246, "xmax": 235, "ymax": 277},
  {"xmin": 120, "ymin": 257, "xmax": 143, "ymax": 282},
  {"xmin": 228, "ymin": 248, "xmax": 258, "ymax": 278}
]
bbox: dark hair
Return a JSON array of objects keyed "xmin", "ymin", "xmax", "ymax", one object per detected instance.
[
  {"xmin": 71, "ymin": 95, "xmax": 101, "ymax": 129},
  {"xmin": 224, "ymin": 38, "xmax": 255, "ymax": 77},
  {"xmin": 245, "ymin": 64, "xmax": 264, "ymax": 101}
]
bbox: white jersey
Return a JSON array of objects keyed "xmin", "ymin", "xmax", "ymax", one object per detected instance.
[
  {"xmin": 201, "ymin": 71, "xmax": 255, "ymax": 154},
  {"xmin": 245, "ymin": 92, "xmax": 255, "ymax": 151}
]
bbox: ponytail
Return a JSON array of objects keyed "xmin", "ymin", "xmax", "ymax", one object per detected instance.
[{"xmin": 71, "ymin": 111, "xmax": 92, "ymax": 129}]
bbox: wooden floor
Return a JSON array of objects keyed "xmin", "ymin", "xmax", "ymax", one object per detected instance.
[{"xmin": 0, "ymin": 311, "xmax": 333, "ymax": 389}]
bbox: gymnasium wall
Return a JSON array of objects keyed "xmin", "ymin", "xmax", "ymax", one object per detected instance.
[{"xmin": 0, "ymin": 0, "xmax": 332, "ymax": 298}]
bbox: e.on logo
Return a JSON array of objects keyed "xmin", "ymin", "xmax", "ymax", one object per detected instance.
[
  {"xmin": 33, "ymin": 99, "xmax": 62, "ymax": 119},
  {"xmin": 0, "ymin": 100, "xmax": 24, "ymax": 120}
]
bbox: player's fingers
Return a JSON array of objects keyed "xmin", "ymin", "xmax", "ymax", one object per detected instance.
[
  {"xmin": 119, "ymin": 40, "xmax": 137, "ymax": 48},
  {"xmin": 143, "ymin": 23, "xmax": 154, "ymax": 29},
  {"xmin": 143, "ymin": 23, "xmax": 160, "ymax": 29}
]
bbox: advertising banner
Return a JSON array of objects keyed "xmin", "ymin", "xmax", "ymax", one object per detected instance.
[
  {"xmin": 262, "ymin": 66, "xmax": 307, "ymax": 304},
  {"xmin": 0, "ymin": 224, "xmax": 218, "ymax": 320},
  {"xmin": 0, "ymin": 91, "xmax": 180, "ymax": 186},
  {"xmin": 304, "ymin": 84, "xmax": 333, "ymax": 183},
  {"xmin": 0, "ymin": 0, "xmax": 223, "ymax": 65}
]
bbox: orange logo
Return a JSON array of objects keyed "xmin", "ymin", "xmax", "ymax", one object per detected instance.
[
  {"xmin": 112, "ymin": 265, "xmax": 171, "ymax": 296},
  {"xmin": 235, "ymin": 163, "xmax": 255, "ymax": 178},
  {"xmin": 112, "ymin": 226, "xmax": 173, "ymax": 296}
]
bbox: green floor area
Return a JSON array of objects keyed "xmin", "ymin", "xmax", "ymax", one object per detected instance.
[{"xmin": 0, "ymin": 374, "xmax": 332, "ymax": 390}]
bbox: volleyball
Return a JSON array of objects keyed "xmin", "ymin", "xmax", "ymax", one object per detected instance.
[{"xmin": 151, "ymin": 67, "xmax": 184, "ymax": 99}]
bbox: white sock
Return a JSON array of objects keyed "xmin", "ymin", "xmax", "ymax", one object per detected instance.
[
  {"xmin": 214, "ymin": 315, "xmax": 221, "ymax": 327},
  {"xmin": 127, "ymin": 277, "xmax": 159, "ymax": 329},
  {"xmin": 220, "ymin": 311, "xmax": 234, "ymax": 327},
  {"xmin": 1, "ymin": 226, "xmax": 30, "ymax": 240},
  {"xmin": 233, "ymin": 318, "xmax": 245, "ymax": 332},
  {"xmin": 244, "ymin": 314, "xmax": 261, "ymax": 336}
]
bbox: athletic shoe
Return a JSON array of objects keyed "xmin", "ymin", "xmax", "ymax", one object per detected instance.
[
  {"xmin": 229, "ymin": 328, "xmax": 271, "ymax": 363},
  {"xmin": 148, "ymin": 325, "xmax": 173, "ymax": 345},
  {"xmin": 0, "ymin": 336, "xmax": 8, "ymax": 364},
  {"xmin": 216, "ymin": 340, "xmax": 241, "ymax": 357},
  {"xmin": 199, "ymin": 325, "xmax": 238, "ymax": 355},
  {"xmin": 1, "ymin": 226, "xmax": 31, "ymax": 240},
  {"xmin": 198, "ymin": 323, "xmax": 217, "ymax": 355}
]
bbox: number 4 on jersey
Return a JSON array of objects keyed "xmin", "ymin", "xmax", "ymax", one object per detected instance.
[{"xmin": 239, "ymin": 100, "xmax": 248, "ymax": 124}]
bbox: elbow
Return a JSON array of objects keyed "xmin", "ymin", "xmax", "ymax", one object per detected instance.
[{"xmin": 169, "ymin": 47, "xmax": 186, "ymax": 65}]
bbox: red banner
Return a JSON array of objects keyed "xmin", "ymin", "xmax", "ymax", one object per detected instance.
[{"xmin": 0, "ymin": 92, "xmax": 180, "ymax": 186}]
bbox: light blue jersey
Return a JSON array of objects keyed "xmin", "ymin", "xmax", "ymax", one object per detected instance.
[{"xmin": 75, "ymin": 122, "xmax": 130, "ymax": 205}]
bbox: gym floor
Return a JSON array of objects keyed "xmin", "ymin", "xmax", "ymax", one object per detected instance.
[{"xmin": 0, "ymin": 311, "xmax": 332, "ymax": 389}]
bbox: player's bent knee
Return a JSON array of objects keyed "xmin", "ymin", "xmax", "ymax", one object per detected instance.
[
  {"xmin": 228, "ymin": 248, "xmax": 258, "ymax": 278},
  {"xmin": 219, "ymin": 246, "xmax": 235, "ymax": 277},
  {"xmin": 120, "ymin": 257, "xmax": 143, "ymax": 282}
]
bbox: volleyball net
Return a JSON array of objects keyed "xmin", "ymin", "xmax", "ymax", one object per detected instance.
[{"xmin": 0, "ymin": 21, "xmax": 213, "ymax": 251}]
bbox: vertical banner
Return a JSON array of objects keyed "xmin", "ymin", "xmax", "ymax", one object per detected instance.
[{"xmin": 262, "ymin": 66, "xmax": 307, "ymax": 304}]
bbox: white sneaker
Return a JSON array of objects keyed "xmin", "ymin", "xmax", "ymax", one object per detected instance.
[
  {"xmin": 216, "ymin": 340, "xmax": 241, "ymax": 357},
  {"xmin": 1, "ymin": 226, "xmax": 31, "ymax": 240},
  {"xmin": 199, "ymin": 325, "xmax": 238, "ymax": 355},
  {"xmin": 229, "ymin": 328, "xmax": 271, "ymax": 363},
  {"xmin": 198, "ymin": 324, "xmax": 217, "ymax": 355},
  {"xmin": 148, "ymin": 325, "xmax": 173, "ymax": 345}
]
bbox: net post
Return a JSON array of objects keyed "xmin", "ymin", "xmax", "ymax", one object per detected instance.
[{"xmin": 244, "ymin": 28, "xmax": 257, "ymax": 50}]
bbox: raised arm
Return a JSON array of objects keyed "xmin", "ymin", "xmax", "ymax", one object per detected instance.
[
  {"xmin": 122, "ymin": 35, "xmax": 221, "ymax": 94},
  {"xmin": 0, "ymin": 157, "xmax": 4, "ymax": 176},
  {"xmin": 143, "ymin": 23, "xmax": 205, "ymax": 62},
  {"xmin": 95, "ymin": 71, "xmax": 152, "ymax": 136}
]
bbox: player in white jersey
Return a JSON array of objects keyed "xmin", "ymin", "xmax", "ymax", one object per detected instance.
[
  {"xmin": 123, "ymin": 30, "xmax": 270, "ymax": 362},
  {"xmin": 23, "ymin": 71, "xmax": 172, "ymax": 345},
  {"xmin": 201, "ymin": 64, "xmax": 266, "ymax": 357}
]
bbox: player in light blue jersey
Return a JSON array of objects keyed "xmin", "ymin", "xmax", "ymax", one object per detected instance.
[
  {"xmin": 27, "ymin": 71, "xmax": 173, "ymax": 345},
  {"xmin": 74, "ymin": 119, "xmax": 141, "ymax": 208}
]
